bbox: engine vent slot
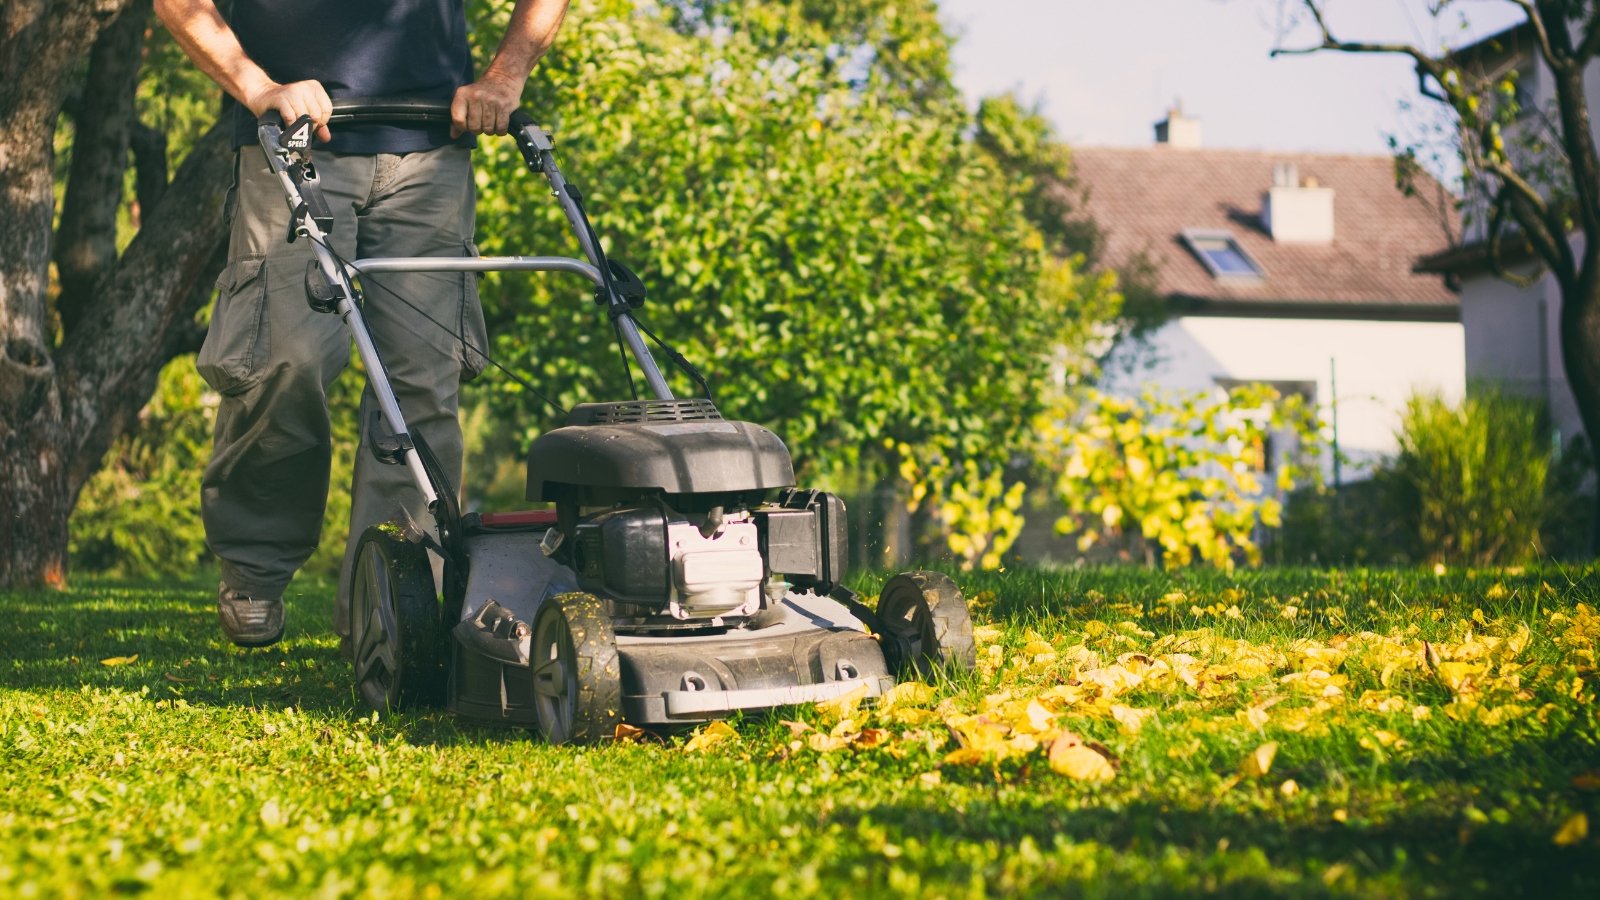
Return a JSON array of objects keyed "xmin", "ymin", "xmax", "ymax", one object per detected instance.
[{"xmin": 566, "ymin": 399, "xmax": 724, "ymax": 426}]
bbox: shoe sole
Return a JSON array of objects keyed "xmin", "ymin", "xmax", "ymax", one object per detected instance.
[{"xmin": 227, "ymin": 629, "xmax": 285, "ymax": 648}]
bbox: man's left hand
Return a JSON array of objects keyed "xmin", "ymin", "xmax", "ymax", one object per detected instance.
[{"xmin": 450, "ymin": 73, "xmax": 523, "ymax": 138}]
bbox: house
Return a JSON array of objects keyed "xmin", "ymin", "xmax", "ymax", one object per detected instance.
[
  {"xmin": 1413, "ymin": 23, "xmax": 1600, "ymax": 449},
  {"xmin": 1072, "ymin": 108, "xmax": 1465, "ymax": 480}
]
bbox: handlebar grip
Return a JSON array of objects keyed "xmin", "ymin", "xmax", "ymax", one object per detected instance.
[{"xmin": 256, "ymin": 97, "xmax": 540, "ymax": 140}]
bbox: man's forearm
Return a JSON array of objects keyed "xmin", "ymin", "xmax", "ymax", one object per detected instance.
[
  {"xmin": 481, "ymin": 0, "xmax": 570, "ymax": 87},
  {"xmin": 152, "ymin": 0, "xmax": 274, "ymax": 110}
]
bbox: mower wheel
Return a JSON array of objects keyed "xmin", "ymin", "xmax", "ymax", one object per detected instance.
[
  {"xmin": 876, "ymin": 571, "xmax": 977, "ymax": 678},
  {"xmin": 350, "ymin": 527, "xmax": 446, "ymax": 710},
  {"xmin": 530, "ymin": 592, "xmax": 622, "ymax": 744}
]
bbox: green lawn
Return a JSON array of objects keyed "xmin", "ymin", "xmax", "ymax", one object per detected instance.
[{"xmin": 2, "ymin": 566, "xmax": 1597, "ymax": 898}]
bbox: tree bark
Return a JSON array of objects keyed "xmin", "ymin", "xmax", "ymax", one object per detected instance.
[
  {"xmin": 0, "ymin": 0, "xmax": 231, "ymax": 588},
  {"xmin": 1559, "ymin": 268, "xmax": 1600, "ymax": 550},
  {"xmin": 55, "ymin": 0, "xmax": 154, "ymax": 332}
]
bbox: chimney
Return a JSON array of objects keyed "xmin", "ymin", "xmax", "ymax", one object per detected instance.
[
  {"xmin": 1154, "ymin": 101, "xmax": 1202, "ymax": 149},
  {"xmin": 1261, "ymin": 163, "xmax": 1335, "ymax": 243}
]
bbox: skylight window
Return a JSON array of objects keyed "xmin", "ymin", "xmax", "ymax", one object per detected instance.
[{"xmin": 1182, "ymin": 229, "xmax": 1265, "ymax": 280}]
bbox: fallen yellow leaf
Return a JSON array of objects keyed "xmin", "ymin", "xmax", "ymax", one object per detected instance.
[
  {"xmin": 1110, "ymin": 704, "xmax": 1152, "ymax": 733},
  {"xmin": 683, "ymin": 720, "xmax": 738, "ymax": 753},
  {"xmin": 1048, "ymin": 737, "xmax": 1114, "ymax": 782},
  {"xmin": 852, "ymin": 728, "xmax": 891, "ymax": 749},
  {"xmin": 808, "ymin": 732, "xmax": 850, "ymax": 752},
  {"xmin": 880, "ymin": 682, "xmax": 935, "ymax": 709},
  {"xmin": 813, "ymin": 683, "xmax": 869, "ymax": 722},
  {"xmin": 1242, "ymin": 742, "xmax": 1279, "ymax": 778},
  {"xmin": 100, "ymin": 655, "xmax": 138, "ymax": 667},
  {"xmin": 613, "ymin": 723, "xmax": 650, "ymax": 743},
  {"xmin": 1554, "ymin": 812, "xmax": 1588, "ymax": 847},
  {"xmin": 1435, "ymin": 661, "xmax": 1484, "ymax": 692},
  {"xmin": 942, "ymin": 746, "xmax": 985, "ymax": 766}
]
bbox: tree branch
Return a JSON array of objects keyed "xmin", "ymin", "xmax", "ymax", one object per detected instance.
[
  {"xmin": 56, "ymin": 121, "xmax": 231, "ymax": 493},
  {"xmin": 1487, "ymin": 153, "xmax": 1576, "ymax": 280},
  {"xmin": 1506, "ymin": 0, "xmax": 1565, "ymax": 69},
  {"xmin": 129, "ymin": 121, "xmax": 169, "ymax": 219},
  {"xmin": 1580, "ymin": 12, "xmax": 1600, "ymax": 61},
  {"xmin": 1487, "ymin": 186, "xmax": 1546, "ymax": 288},
  {"xmin": 53, "ymin": 0, "xmax": 152, "ymax": 334},
  {"xmin": 1546, "ymin": 62, "xmax": 1600, "ymax": 274}
]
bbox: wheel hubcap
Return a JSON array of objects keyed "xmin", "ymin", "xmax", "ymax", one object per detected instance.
[{"xmin": 532, "ymin": 610, "xmax": 577, "ymax": 742}]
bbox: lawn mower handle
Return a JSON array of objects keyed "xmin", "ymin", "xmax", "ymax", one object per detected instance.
[
  {"xmin": 258, "ymin": 96, "xmax": 673, "ymax": 401},
  {"xmin": 250, "ymin": 95, "xmax": 677, "ymax": 544},
  {"xmin": 259, "ymin": 96, "xmax": 535, "ymax": 132}
]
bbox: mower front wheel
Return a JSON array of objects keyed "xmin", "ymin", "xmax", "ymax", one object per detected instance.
[
  {"xmin": 876, "ymin": 571, "xmax": 977, "ymax": 678},
  {"xmin": 530, "ymin": 592, "xmax": 622, "ymax": 744},
  {"xmin": 350, "ymin": 527, "xmax": 446, "ymax": 710}
]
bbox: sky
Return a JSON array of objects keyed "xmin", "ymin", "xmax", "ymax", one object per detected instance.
[{"xmin": 937, "ymin": 0, "xmax": 1525, "ymax": 162}]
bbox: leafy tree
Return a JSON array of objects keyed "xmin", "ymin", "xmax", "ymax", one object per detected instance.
[
  {"xmin": 1274, "ymin": 0, "xmax": 1600, "ymax": 547},
  {"xmin": 466, "ymin": 0, "xmax": 1120, "ymax": 498},
  {"xmin": 0, "ymin": 0, "xmax": 231, "ymax": 588},
  {"xmin": 53, "ymin": 0, "xmax": 1122, "ymax": 580}
]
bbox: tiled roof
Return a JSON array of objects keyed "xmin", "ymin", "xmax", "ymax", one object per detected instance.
[{"xmin": 1070, "ymin": 146, "xmax": 1460, "ymax": 319}]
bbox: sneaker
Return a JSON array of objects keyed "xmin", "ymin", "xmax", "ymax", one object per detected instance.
[{"xmin": 217, "ymin": 582, "xmax": 285, "ymax": 647}]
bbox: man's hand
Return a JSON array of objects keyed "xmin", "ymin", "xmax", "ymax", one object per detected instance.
[
  {"xmin": 247, "ymin": 80, "xmax": 333, "ymax": 142},
  {"xmin": 450, "ymin": 72, "xmax": 523, "ymax": 138},
  {"xmin": 451, "ymin": 0, "xmax": 567, "ymax": 138}
]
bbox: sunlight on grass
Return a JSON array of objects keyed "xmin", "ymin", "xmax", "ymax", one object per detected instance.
[{"xmin": 2, "ymin": 567, "xmax": 1597, "ymax": 896}]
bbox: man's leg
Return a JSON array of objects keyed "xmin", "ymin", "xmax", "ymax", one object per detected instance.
[
  {"xmin": 335, "ymin": 145, "xmax": 484, "ymax": 641},
  {"xmin": 201, "ymin": 149, "xmax": 376, "ymax": 643}
]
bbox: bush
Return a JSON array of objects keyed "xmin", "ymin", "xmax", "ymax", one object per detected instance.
[
  {"xmin": 1388, "ymin": 389, "xmax": 1555, "ymax": 565},
  {"xmin": 71, "ymin": 359, "xmax": 361, "ymax": 581},
  {"xmin": 1034, "ymin": 384, "xmax": 1323, "ymax": 569}
]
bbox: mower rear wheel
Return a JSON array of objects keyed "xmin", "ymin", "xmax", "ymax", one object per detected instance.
[
  {"xmin": 876, "ymin": 571, "xmax": 977, "ymax": 678},
  {"xmin": 530, "ymin": 592, "xmax": 622, "ymax": 744},
  {"xmin": 350, "ymin": 527, "xmax": 446, "ymax": 710}
]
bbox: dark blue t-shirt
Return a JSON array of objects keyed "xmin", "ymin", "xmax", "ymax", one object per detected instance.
[{"xmin": 226, "ymin": 0, "xmax": 475, "ymax": 154}]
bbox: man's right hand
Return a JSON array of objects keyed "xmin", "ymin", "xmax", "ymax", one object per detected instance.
[{"xmin": 247, "ymin": 80, "xmax": 333, "ymax": 142}]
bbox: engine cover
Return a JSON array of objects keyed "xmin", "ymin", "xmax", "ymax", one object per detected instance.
[{"xmin": 525, "ymin": 400, "xmax": 795, "ymax": 504}]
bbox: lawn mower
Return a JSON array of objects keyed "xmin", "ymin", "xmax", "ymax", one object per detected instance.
[{"xmin": 258, "ymin": 98, "xmax": 977, "ymax": 743}]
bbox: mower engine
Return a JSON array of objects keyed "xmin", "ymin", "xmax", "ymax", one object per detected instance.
[
  {"xmin": 568, "ymin": 488, "xmax": 849, "ymax": 625},
  {"xmin": 571, "ymin": 508, "xmax": 765, "ymax": 621}
]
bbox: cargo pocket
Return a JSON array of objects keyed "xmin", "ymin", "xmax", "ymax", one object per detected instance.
[
  {"xmin": 459, "ymin": 239, "xmax": 490, "ymax": 381},
  {"xmin": 197, "ymin": 256, "xmax": 270, "ymax": 395}
]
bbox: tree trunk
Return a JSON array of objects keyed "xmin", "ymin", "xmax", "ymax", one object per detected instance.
[
  {"xmin": 1558, "ymin": 267, "xmax": 1600, "ymax": 553},
  {"xmin": 0, "ymin": 0, "xmax": 231, "ymax": 588}
]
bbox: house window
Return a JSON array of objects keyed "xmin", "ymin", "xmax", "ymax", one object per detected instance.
[{"xmin": 1182, "ymin": 229, "xmax": 1264, "ymax": 280}]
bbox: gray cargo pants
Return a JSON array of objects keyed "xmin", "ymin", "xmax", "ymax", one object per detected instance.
[{"xmin": 198, "ymin": 144, "xmax": 486, "ymax": 640}]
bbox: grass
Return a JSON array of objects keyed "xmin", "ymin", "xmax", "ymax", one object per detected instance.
[{"xmin": 2, "ymin": 565, "xmax": 1598, "ymax": 898}]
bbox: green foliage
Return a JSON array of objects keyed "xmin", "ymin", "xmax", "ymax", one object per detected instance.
[
  {"xmin": 71, "ymin": 360, "xmax": 361, "ymax": 581},
  {"xmin": 464, "ymin": 0, "xmax": 1120, "ymax": 495},
  {"xmin": 3, "ymin": 566, "xmax": 1598, "ymax": 895},
  {"xmin": 891, "ymin": 440, "xmax": 1025, "ymax": 571},
  {"xmin": 1036, "ymin": 385, "xmax": 1323, "ymax": 568},
  {"xmin": 75, "ymin": 0, "xmax": 1124, "ymax": 576},
  {"xmin": 1387, "ymin": 389, "xmax": 1555, "ymax": 566},
  {"xmin": 69, "ymin": 362, "xmax": 212, "ymax": 579},
  {"xmin": 1272, "ymin": 479, "xmax": 1418, "ymax": 567}
]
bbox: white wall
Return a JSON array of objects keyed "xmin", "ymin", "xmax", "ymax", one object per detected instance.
[
  {"xmin": 1460, "ymin": 270, "xmax": 1584, "ymax": 445},
  {"xmin": 1105, "ymin": 315, "xmax": 1466, "ymax": 479}
]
